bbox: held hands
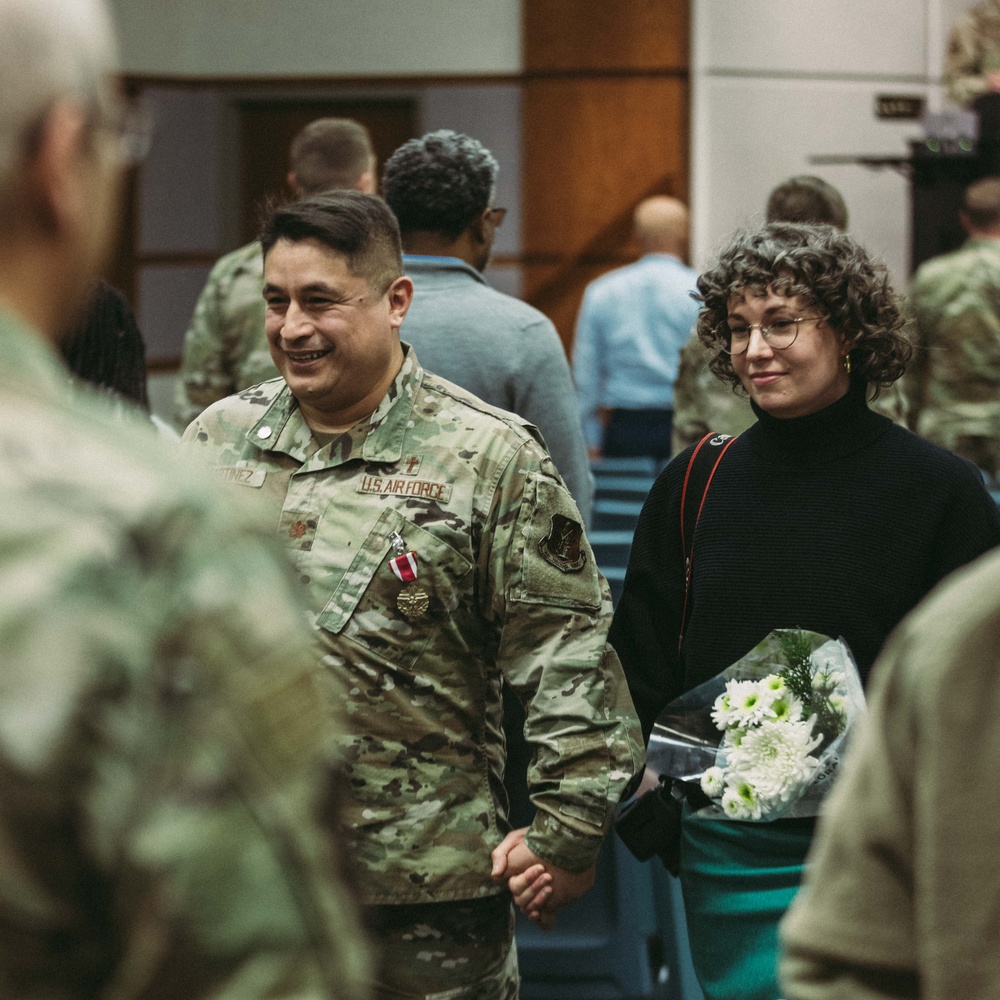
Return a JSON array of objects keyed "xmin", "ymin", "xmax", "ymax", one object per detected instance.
[{"xmin": 490, "ymin": 827, "xmax": 596, "ymax": 930}]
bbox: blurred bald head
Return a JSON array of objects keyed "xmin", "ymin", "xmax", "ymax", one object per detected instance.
[{"xmin": 633, "ymin": 196, "xmax": 689, "ymax": 257}]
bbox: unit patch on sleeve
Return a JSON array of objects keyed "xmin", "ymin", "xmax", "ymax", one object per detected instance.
[{"xmin": 539, "ymin": 513, "xmax": 587, "ymax": 573}]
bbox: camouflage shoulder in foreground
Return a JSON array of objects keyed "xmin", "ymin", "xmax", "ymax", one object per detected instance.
[
  {"xmin": 184, "ymin": 349, "xmax": 644, "ymax": 905},
  {"xmin": 174, "ymin": 240, "xmax": 278, "ymax": 431},
  {"xmin": 1, "ymin": 313, "xmax": 370, "ymax": 999}
]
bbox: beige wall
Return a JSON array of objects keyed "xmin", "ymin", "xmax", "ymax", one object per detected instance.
[
  {"xmin": 109, "ymin": 0, "xmax": 522, "ymax": 77},
  {"xmin": 690, "ymin": 0, "xmax": 986, "ymax": 289}
]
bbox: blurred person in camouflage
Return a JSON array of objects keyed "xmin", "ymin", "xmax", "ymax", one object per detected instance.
[
  {"xmin": 174, "ymin": 116, "xmax": 377, "ymax": 430},
  {"xmin": 0, "ymin": 1, "xmax": 370, "ymax": 998},
  {"xmin": 382, "ymin": 130, "xmax": 593, "ymax": 525},
  {"xmin": 907, "ymin": 176, "xmax": 1000, "ymax": 482},
  {"xmin": 673, "ymin": 176, "xmax": 860, "ymax": 454},
  {"xmin": 182, "ymin": 190, "xmax": 643, "ymax": 1000},
  {"xmin": 944, "ymin": 0, "xmax": 1000, "ymax": 107}
]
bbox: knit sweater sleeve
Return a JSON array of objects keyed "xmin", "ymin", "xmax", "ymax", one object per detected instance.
[
  {"xmin": 609, "ymin": 449, "xmax": 692, "ymax": 743},
  {"xmin": 924, "ymin": 455, "xmax": 1000, "ymax": 586}
]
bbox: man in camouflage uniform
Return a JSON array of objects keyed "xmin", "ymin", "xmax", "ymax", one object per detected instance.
[
  {"xmin": 0, "ymin": 1, "xmax": 369, "ymax": 997},
  {"xmin": 907, "ymin": 176, "xmax": 1000, "ymax": 481},
  {"xmin": 182, "ymin": 191, "xmax": 644, "ymax": 1000},
  {"xmin": 174, "ymin": 117, "xmax": 377, "ymax": 430},
  {"xmin": 945, "ymin": 0, "xmax": 1000, "ymax": 108}
]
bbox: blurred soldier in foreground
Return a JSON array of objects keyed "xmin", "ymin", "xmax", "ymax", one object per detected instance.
[
  {"xmin": 572, "ymin": 195, "xmax": 699, "ymax": 463},
  {"xmin": 0, "ymin": 0, "xmax": 369, "ymax": 996},
  {"xmin": 183, "ymin": 191, "xmax": 643, "ymax": 999},
  {"xmin": 781, "ymin": 547, "xmax": 1000, "ymax": 999},
  {"xmin": 174, "ymin": 116, "xmax": 376, "ymax": 429},
  {"xmin": 907, "ymin": 176, "xmax": 1000, "ymax": 482}
]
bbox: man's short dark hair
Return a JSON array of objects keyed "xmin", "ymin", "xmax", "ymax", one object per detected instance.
[
  {"xmin": 962, "ymin": 177, "xmax": 1000, "ymax": 230},
  {"xmin": 260, "ymin": 191, "xmax": 403, "ymax": 293},
  {"xmin": 766, "ymin": 175, "xmax": 849, "ymax": 231},
  {"xmin": 381, "ymin": 129, "xmax": 498, "ymax": 239},
  {"xmin": 288, "ymin": 118, "xmax": 375, "ymax": 195}
]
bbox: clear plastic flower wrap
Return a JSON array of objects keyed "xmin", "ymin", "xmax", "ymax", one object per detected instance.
[{"xmin": 646, "ymin": 629, "xmax": 866, "ymax": 821}]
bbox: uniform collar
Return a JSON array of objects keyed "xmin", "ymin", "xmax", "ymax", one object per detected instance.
[
  {"xmin": 402, "ymin": 254, "xmax": 487, "ymax": 285},
  {"xmin": 246, "ymin": 344, "xmax": 424, "ymax": 467}
]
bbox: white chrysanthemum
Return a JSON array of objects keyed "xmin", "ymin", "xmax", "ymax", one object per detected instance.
[
  {"xmin": 760, "ymin": 674, "xmax": 787, "ymax": 698},
  {"xmin": 721, "ymin": 779, "xmax": 763, "ymax": 820},
  {"xmin": 768, "ymin": 695, "xmax": 804, "ymax": 724},
  {"xmin": 711, "ymin": 690, "xmax": 733, "ymax": 730},
  {"xmin": 701, "ymin": 766, "xmax": 726, "ymax": 798},
  {"xmin": 722, "ymin": 727, "xmax": 745, "ymax": 749},
  {"xmin": 726, "ymin": 679, "xmax": 771, "ymax": 727},
  {"xmin": 726, "ymin": 719, "xmax": 821, "ymax": 808}
]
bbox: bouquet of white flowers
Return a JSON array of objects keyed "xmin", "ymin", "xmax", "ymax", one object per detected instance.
[{"xmin": 646, "ymin": 629, "xmax": 865, "ymax": 822}]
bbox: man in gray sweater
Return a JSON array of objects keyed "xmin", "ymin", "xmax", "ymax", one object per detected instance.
[{"xmin": 382, "ymin": 130, "xmax": 593, "ymax": 525}]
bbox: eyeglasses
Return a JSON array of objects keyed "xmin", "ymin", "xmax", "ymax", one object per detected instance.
[
  {"xmin": 98, "ymin": 97, "xmax": 153, "ymax": 167},
  {"xmin": 486, "ymin": 206, "xmax": 507, "ymax": 226},
  {"xmin": 716, "ymin": 315, "xmax": 826, "ymax": 355}
]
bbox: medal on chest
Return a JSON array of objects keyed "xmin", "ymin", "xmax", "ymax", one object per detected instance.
[{"xmin": 388, "ymin": 530, "xmax": 429, "ymax": 620}]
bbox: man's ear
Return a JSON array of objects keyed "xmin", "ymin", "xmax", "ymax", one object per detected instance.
[
  {"xmin": 25, "ymin": 101, "xmax": 90, "ymax": 236},
  {"xmin": 470, "ymin": 209, "xmax": 491, "ymax": 245},
  {"xmin": 387, "ymin": 275, "xmax": 414, "ymax": 328}
]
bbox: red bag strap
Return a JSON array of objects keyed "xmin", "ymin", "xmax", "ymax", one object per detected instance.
[{"xmin": 678, "ymin": 433, "xmax": 738, "ymax": 651}]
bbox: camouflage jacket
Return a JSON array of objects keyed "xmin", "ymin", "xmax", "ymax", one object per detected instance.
[
  {"xmin": 0, "ymin": 311, "xmax": 369, "ymax": 999},
  {"xmin": 183, "ymin": 348, "xmax": 643, "ymax": 905},
  {"xmin": 671, "ymin": 331, "xmax": 910, "ymax": 455},
  {"xmin": 945, "ymin": 0, "xmax": 1000, "ymax": 107},
  {"xmin": 907, "ymin": 236, "xmax": 1000, "ymax": 478},
  {"xmin": 174, "ymin": 240, "xmax": 278, "ymax": 431}
]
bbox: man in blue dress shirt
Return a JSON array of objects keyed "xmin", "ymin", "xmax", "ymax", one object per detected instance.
[{"xmin": 573, "ymin": 197, "xmax": 699, "ymax": 461}]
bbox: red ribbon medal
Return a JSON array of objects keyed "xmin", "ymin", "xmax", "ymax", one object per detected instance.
[{"xmin": 388, "ymin": 530, "xmax": 429, "ymax": 620}]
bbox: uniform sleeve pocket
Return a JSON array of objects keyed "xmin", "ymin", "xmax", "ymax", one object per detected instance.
[{"xmin": 514, "ymin": 476, "xmax": 602, "ymax": 612}]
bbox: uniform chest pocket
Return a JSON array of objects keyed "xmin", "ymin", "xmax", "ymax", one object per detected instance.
[{"xmin": 315, "ymin": 507, "xmax": 473, "ymax": 669}]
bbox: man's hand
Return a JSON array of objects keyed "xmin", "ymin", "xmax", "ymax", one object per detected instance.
[
  {"xmin": 988, "ymin": 69, "xmax": 1000, "ymax": 92},
  {"xmin": 491, "ymin": 828, "xmax": 596, "ymax": 930}
]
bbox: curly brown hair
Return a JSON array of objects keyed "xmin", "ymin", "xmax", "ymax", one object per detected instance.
[{"xmin": 695, "ymin": 223, "xmax": 912, "ymax": 395}]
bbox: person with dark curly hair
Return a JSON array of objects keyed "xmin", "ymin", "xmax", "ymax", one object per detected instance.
[
  {"xmin": 381, "ymin": 129, "xmax": 593, "ymax": 525},
  {"xmin": 599, "ymin": 223, "xmax": 1000, "ymax": 1000}
]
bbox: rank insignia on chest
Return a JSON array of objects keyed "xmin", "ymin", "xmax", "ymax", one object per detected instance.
[
  {"xmin": 539, "ymin": 513, "xmax": 587, "ymax": 573},
  {"xmin": 388, "ymin": 529, "xmax": 430, "ymax": 620}
]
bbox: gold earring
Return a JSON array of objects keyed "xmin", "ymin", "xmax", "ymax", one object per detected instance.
[{"xmin": 843, "ymin": 354, "xmax": 851, "ymax": 374}]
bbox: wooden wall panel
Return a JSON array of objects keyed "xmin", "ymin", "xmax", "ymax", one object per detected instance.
[
  {"xmin": 522, "ymin": 76, "xmax": 689, "ymax": 346},
  {"xmin": 524, "ymin": 0, "xmax": 688, "ymax": 72},
  {"xmin": 521, "ymin": 0, "xmax": 690, "ymax": 350}
]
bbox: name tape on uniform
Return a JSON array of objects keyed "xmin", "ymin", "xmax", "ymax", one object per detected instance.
[
  {"xmin": 215, "ymin": 466, "xmax": 266, "ymax": 488},
  {"xmin": 357, "ymin": 475, "xmax": 452, "ymax": 503}
]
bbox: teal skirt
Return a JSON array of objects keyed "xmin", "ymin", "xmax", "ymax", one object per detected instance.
[{"xmin": 679, "ymin": 804, "xmax": 815, "ymax": 1000}]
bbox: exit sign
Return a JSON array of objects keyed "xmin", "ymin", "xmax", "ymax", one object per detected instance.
[{"xmin": 875, "ymin": 95, "xmax": 925, "ymax": 120}]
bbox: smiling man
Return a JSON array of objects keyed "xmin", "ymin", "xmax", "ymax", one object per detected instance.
[{"xmin": 182, "ymin": 191, "xmax": 642, "ymax": 1000}]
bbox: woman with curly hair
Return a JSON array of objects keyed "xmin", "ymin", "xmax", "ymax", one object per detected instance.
[{"xmin": 607, "ymin": 223, "xmax": 1000, "ymax": 1000}]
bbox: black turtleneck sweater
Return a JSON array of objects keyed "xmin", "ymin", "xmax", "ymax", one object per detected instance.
[{"xmin": 610, "ymin": 379, "xmax": 1000, "ymax": 742}]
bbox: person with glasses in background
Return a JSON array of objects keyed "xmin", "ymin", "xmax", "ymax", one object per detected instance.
[
  {"xmin": 600, "ymin": 223, "xmax": 1000, "ymax": 1000},
  {"xmin": 382, "ymin": 129, "xmax": 593, "ymax": 528}
]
